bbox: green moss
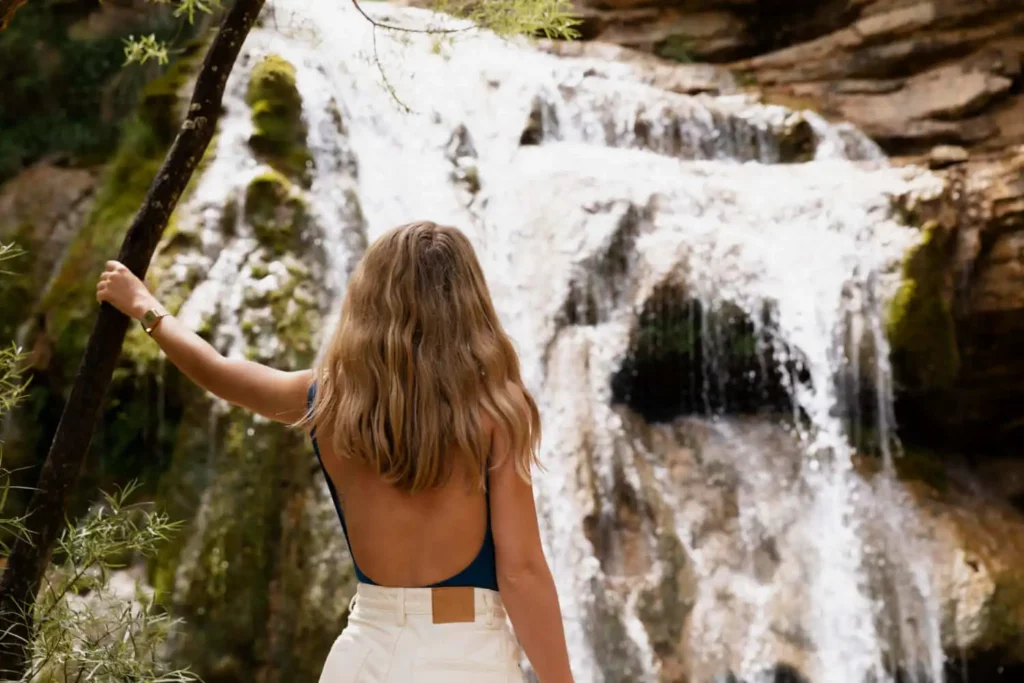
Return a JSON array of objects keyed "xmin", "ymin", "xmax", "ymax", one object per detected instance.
[
  {"xmin": 152, "ymin": 401, "xmax": 338, "ymax": 680},
  {"xmin": 250, "ymin": 262, "xmax": 270, "ymax": 280},
  {"xmin": 239, "ymin": 259, "xmax": 319, "ymax": 371},
  {"xmin": 196, "ymin": 311, "xmax": 220, "ymax": 343},
  {"xmin": 734, "ymin": 70, "xmax": 758, "ymax": 88},
  {"xmin": 244, "ymin": 171, "xmax": 307, "ymax": 255},
  {"xmin": 984, "ymin": 573, "xmax": 1024, "ymax": 656},
  {"xmin": 886, "ymin": 220, "xmax": 960, "ymax": 391},
  {"xmin": 245, "ymin": 55, "xmax": 312, "ymax": 184}
]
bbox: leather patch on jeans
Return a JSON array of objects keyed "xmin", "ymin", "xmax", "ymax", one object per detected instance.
[{"xmin": 431, "ymin": 587, "xmax": 476, "ymax": 624}]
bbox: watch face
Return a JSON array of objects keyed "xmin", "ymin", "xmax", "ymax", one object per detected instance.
[{"xmin": 142, "ymin": 310, "xmax": 162, "ymax": 332}]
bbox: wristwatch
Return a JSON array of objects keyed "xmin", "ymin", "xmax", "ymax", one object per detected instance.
[{"xmin": 140, "ymin": 308, "xmax": 169, "ymax": 335}]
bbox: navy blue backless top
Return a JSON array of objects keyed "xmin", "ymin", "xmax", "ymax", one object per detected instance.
[{"xmin": 307, "ymin": 384, "xmax": 499, "ymax": 591}]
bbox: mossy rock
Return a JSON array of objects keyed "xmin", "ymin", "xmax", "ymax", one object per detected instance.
[
  {"xmin": 156, "ymin": 407, "xmax": 289, "ymax": 676},
  {"xmin": 886, "ymin": 220, "xmax": 960, "ymax": 392},
  {"xmin": 245, "ymin": 55, "xmax": 312, "ymax": 184},
  {"xmin": 239, "ymin": 255, "xmax": 320, "ymax": 370},
  {"xmin": 244, "ymin": 171, "xmax": 307, "ymax": 255},
  {"xmin": 153, "ymin": 401, "xmax": 352, "ymax": 682}
]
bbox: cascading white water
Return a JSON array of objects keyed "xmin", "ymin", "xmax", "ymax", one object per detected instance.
[{"xmin": 165, "ymin": 1, "xmax": 955, "ymax": 680}]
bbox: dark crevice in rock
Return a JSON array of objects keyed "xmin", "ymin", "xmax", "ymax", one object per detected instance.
[
  {"xmin": 747, "ymin": 0, "xmax": 862, "ymax": 58},
  {"xmin": 520, "ymin": 96, "xmax": 555, "ymax": 146},
  {"xmin": 845, "ymin": 40, "xmax": 979, "ymax": 81},
  {"xmin": 898, "ymin": 648, "xmax": 1024, "ymax": 683},
  {"xmin": 611, "ymin": 284, "xmax": 810, "ymax": 423},
  {"xmin": 446, "ymin": 124, "xmax": 481, "ymax": 196},
  {"xmin": 714, "ymin": 663, "xmax": 811, "ymax": 683},
  {"xmin": 561, "ymin": 201, "xmax": 644, "ymax": 327}
]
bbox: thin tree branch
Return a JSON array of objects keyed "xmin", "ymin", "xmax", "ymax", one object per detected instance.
[
  {"xmin": 370, "ymin": 26, "xmax": 412, "ymax": 113},
  {"xmin": 350, "ymin": 0, "xmax": 471, "ymax": 35},
  {"xmin": 0, "ymin": 0, "xmax": 266, "ymax": 675},
  {"xmin": 0, "ymin": 0, "xmax": 27, "ymax": 30}
]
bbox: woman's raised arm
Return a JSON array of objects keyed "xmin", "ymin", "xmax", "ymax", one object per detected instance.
[{"xmin": 97, "ymin": 260, "xmax": 312, "ymax": 423}]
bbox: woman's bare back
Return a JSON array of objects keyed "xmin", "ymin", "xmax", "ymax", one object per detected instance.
[{"xmin": 316, "ymin": 421, "xmax": 491, "ymax": 587}]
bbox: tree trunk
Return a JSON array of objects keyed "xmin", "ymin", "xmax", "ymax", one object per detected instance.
[{"xmin": 0, "ymin": 0, "xmax": 265, "ymax": 674}]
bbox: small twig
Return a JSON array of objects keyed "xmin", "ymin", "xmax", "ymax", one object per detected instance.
[
  {"xmin": 370, "ymin": 27, "xmax": 412, "ymax": 113},
  {"xmin": 0, "ymin": 0, "xmax": 27, "ymax": 30},
  {"xmin": 350, "ymin": 0, "xmax": 471, "ymax": 35}
]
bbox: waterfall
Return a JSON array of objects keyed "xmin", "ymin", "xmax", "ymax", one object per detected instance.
[{"xmin": 164, "ymin": 0, "xmax": 955, "ymax": 680}]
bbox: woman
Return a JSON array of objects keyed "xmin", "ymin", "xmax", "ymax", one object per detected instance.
[{"xmin": 97, "ymin": 221, "xmax": 574, "ymax": 682}]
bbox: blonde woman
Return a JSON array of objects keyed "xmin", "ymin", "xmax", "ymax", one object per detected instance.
[{"xmin": 97, "ymin": 221, "xmax": 574, "ymax": 682}]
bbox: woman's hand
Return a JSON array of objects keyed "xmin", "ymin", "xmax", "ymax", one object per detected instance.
[{"xmin": 96, "ymin": 261, "xmax": 159, "ymax": 320}]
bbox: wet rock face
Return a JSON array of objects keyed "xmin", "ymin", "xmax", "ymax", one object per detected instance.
[{"xmin": 593, "ymin": 411, "xmax": 1024, "ymax": 683}]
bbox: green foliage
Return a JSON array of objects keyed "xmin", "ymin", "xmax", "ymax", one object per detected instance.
[
  {"xmin": 123, "ymin": 33, "xmax": 171, "ymax": 66},
  {"xmin": 1, "ymin": 242, "xmax": 29, "ymax": 552},
  {"xmin": 0, "ymin": 229, "xmax": 35, "ymax": 343},
  {"xmin": 0, "ymin": 342, "xmax": 27, "ymax": 434},
  {"xmin": 432, "ymin": 0, "xmax": 580, "ymax": 39},
  {"xmin": 171, "ymin": 0, "xmax": 222, "ymax": 25},
  {"xmin": 25, "ymin": 45, "xmax": 206, "ymax": 498},
  {"xmin": 121, "ymin": 0, "xmax": 221, "ymax": 66},
  {"xmin": 886, "ymin": 220, "xmax": 960, "ymax": 391},
  {"xmin": 25, "ymin": 484, "xmax": 198, "ymax": 683},
  {"xmin": 245, "ymin": 55, "xmax": 312, "ymax": 183},
  {"xmin": 0, "ymin": 0, "xmax": 181, "ymax": 182}
]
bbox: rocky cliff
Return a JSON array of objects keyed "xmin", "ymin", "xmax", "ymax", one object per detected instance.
[{"xmin": 574, "ymin": 0, "xmax": 1023, "ymax": 155}]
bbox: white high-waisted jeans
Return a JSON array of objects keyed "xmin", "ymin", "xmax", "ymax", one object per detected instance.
[{"xmin": 318, "ymin": 583, "xmax": 526, "ymax": 682}]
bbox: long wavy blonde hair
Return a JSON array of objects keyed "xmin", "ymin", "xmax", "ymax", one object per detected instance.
[{"xmin": 303, "ymin": 221, "xmax": 541, "ymax": 493}]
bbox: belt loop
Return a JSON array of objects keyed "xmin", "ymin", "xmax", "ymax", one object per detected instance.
[
  {"xmin": 396, "ymin": 588, "xmax": 406, "ymax": 626},
  {"xmin": 482, "ymin": 590, "xmax": 494, "ymax": 627}
]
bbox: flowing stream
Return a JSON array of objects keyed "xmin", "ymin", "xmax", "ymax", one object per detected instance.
[{"xmin": 165, "ymin": 1, "xmax": 952, "ymax": 680}]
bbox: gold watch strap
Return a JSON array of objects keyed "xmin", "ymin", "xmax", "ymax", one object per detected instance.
[{"xmin": 141, "ymin": 309, "xmax": 168, "ymax": 335}]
